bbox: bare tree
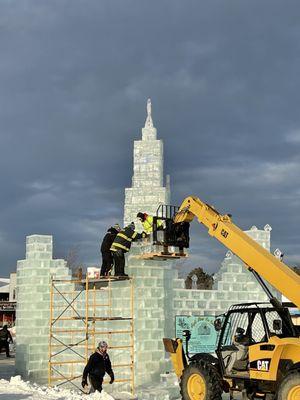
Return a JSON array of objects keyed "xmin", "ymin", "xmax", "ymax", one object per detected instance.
[
  {"xmin": 185, "ymin": 267, "xmax": 213, "ymax": 290},
  {"xmin": 65, "ymin": 245, "xmax": 82, "ymax": 277}
]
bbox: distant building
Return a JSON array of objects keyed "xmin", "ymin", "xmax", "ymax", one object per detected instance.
[{"xmin": 0, "ymin": 273, "xmax": 16, "ymax": 326}]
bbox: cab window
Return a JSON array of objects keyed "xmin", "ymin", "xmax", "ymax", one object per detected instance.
[
  {"xmin": 251, "ymin": 312, "xmax": 267, "ymax": 343},
  {"xmin": 220, "ymin": 312, "xmax": 249, "ymax": 347}
]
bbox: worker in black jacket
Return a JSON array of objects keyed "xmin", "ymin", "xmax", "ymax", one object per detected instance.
[
  {"xmin": 110, "ymin": 222, "xmax": 144, "ymax": 277},
  {"xmin": 0, "ymin": 325, "xmax": 13, "ymax": 357},
  {"xmin": 82, "ymin": 341, "xmax": 114, "ymax": 393},
  {"xmin": 100, "ymin": 224, "xmax": 121, "ymax": 276}
]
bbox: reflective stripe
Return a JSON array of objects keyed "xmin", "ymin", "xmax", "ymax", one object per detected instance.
[
  {"xmin": 132, "ymin": 232, "xmax": 137, "ymax": 239},
  {"xmin": 111, "ymin": 243, "xmax": 129, "ymax": 252},
  {"xmin": 118, "ymin": 233, "xmax": 132, "ymax": 242},
  {"xmin": 110, "ymin": 227, "xmax": 136, "ymax": 253}
]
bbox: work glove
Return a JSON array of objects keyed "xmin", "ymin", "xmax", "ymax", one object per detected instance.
[
  {"xmin": 81, "ymin": 380, "xmax": 88, "ymax": 388},
  {"xmin": 142, "ymin": 232, "xmax": 148, "ymax": 238},
  {"xmin": 109, "ymin": 373, "xmax": 114, "ymax": 384}
]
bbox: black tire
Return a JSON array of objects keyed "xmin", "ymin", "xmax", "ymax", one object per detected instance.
[
  {"xmin": 180, "ymin": 360, "xmax": 223, "ymax": 400},
  {"xmin": 277, "ymin": 370, "xmax": 300, "ymax": 400}
]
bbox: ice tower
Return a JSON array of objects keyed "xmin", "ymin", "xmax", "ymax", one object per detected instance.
[
  {"xmin": 15, "ymin": 235, "xmax": 71, "ymax": 383},
  {"xmin": 124, "ymin": 99, "xmax": 170, "ymax": 227}
]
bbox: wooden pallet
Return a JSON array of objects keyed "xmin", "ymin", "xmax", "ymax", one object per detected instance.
[{"xmin": 135, "ymin": 252, "xmax": 188, "ymax": 260}]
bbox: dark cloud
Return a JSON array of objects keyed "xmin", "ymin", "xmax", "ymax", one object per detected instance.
[{"xmin": 0, "ymin": 0, "xmax": 300, "ymax": 276}]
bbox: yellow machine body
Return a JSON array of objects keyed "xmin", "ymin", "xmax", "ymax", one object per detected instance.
[
  {"xmin": 163, "ymin": 338, "xmax": 186, "ymax": 378},
  {"xmin": 249, "ymin": 337, "xmax": 300, "ymax": 381}
]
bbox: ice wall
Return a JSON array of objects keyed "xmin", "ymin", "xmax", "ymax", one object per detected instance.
[
  {"xmin": 172, "ymin": 224, "xmax": 278, "ymax": 318},
  {"xmin": 15, "ymin": 235, "xmax": 71, "ymax": 383},
  {"xmin": 15, "ymin": 235, "xmax": 175, "ymax": 395},
  {"xmin": 15, "ymin": 226, "xmax": 276, "ymax": 397}
]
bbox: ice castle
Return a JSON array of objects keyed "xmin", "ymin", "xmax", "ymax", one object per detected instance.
[{"xmin": 15, "ymin": 100, "xmax": 275, "ymax": 399}]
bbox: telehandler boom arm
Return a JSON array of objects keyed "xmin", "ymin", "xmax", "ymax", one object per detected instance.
[{"xmin": 174, "ymin": 196, "xmax": 300, "ymax": 309}]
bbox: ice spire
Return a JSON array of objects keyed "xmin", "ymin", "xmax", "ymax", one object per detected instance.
[
  {"xmin": 144, "ymin": 98, "xmax": 154, "ymax": 128},
  {"xmin": 142, "ymin": 98, "xmax": 157, "ymax": 141}
]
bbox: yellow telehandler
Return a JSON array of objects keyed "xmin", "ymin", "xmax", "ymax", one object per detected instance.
[{"xmin": 151, "ymin": 196, "xmax": 300, "ymax": 400}]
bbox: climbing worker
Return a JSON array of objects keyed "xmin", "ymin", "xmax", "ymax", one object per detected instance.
[
  {"xmin": 100, "ymin": 224, "xmax": 121, "ymax": 276},
  {"xmin": 0, "ymin": 325, "xmax": 13, "ymax": 358},
  {"xmin": 110, "ymin": 222, "xmax": 144, "ymax": 277},
  {"xmin": 82, "ymin": 340, "xmax": 114, "ymax": 393},
  {"xmin": 136, "ymin": 212, "xmax": 163, "ymax": 236}
]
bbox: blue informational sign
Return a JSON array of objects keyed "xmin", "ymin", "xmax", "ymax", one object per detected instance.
[{"xmin": 175, "ymin": 315, "xmax": 218, "ymax": 354}]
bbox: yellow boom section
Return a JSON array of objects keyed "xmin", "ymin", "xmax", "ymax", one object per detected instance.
[{"xmin": 174, "ymin": 196, "xmax": 300, "ymax": 309}]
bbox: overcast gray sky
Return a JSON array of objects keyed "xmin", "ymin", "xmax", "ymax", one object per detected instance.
[{"xmin": 1, "ymin": 0, "xmax": 300, "ymax": 276}]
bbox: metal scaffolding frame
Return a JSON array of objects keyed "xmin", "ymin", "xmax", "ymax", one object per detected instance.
[{"xmin": 48, "ymin": 276, "xmax": 135, "ymax": 395}]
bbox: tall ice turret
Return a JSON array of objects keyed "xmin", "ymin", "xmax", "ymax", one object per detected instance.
[{"xmin": 124, "ymin": 99, "xmax": 170, "ymax": 227}]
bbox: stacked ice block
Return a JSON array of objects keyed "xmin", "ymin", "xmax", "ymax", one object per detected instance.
[
  {"xmin": 171, "ymin": 225, "xmax": 279, "ymax": 318},
  {"xmin": 15, "ymin": 235, "xmax": 71, "ymax": 384},
  {"xmin": 127, "ymin": 244, "xmax": 177, "ymax": 387},
  {"xmin": 124, "ymin": 100, "xmax": 170, "ymax": 228}
]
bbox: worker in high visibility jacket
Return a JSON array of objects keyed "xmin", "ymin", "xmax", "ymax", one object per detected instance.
[
  {"xmin": 110, "ymin": 222, "xmax": 144, "ymax": 276},
  {"xmin": 136, "ymin": 212, "xmax": 163, "ymax": 235}
]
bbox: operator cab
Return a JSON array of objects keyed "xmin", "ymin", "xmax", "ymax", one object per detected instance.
[{"xmin": 214, "ymin": 302, "xmax": 297, "ymax": 379}]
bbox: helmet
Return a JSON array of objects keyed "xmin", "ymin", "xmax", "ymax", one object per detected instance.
[
  {"xmin": 137, "ymin": 212, "xmax": 145, "ymax": 221},
  {"xmin": 129, "ymin": 221, "xmax": 135, "ymax": 230},
  {"xmin": 98, "ymin": 340, "xmax": 108, "ymax": 349}
]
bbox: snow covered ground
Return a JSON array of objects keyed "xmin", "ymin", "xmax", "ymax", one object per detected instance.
[
  {"xmin": 0, "ymin": 356, "xmax": 234, "ymax": 399},
  {"xmin": 0, "ymin": 376, "xmax": 116, "ymax": 400},
  {"xmin": 0, "ymin": 376, "xmax": 237, "ymax": 400}
]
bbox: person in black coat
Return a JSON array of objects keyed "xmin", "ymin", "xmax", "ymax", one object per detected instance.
[
  {"xmin": 82, "ymin": 341, "xmax": 114, "ymax": 393},
  {"xmin": 100, "ymin": 224, "xmax": 121, "ymax": 276},
  {"xmin": 0, "ymin": 325, "xmax": 13, "ymax": 357}
]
